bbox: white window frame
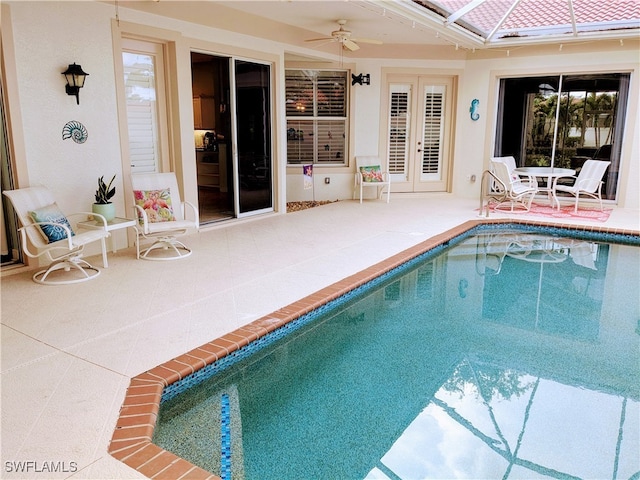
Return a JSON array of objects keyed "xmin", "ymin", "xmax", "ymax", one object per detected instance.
[
  {"xmin": 285, "ymin": 69, "xmax": 349, "ymax": 166},
  {"xmin": 121, "ymin": 38, "xmax": 171, "ymax": 175}
]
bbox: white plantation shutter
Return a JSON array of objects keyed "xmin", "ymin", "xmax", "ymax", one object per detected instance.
[
  {"xmin": 388, "ymin": 84, "xmax": 411, "ymax": 177},
  {"xmin": 123, "ymin": 52, "xmax": 160, "ymax": 174},
  {"xmin": 420, "ymin": 85, "xmax": 445, "ymax": 181},
  {"xmin": 286, "ymin": 119, "xmax": 314, "ymax": 164},
  {"xmin": 316, "ymin": 73, "xmax": 346, "ymax": 117},
  {"xmin": 285, "ymin": 71, "xmax": 313, "ymax": 117},
  {"xmin": 316, "ymin": 120, "xmax": 346, "ymax": 162}
]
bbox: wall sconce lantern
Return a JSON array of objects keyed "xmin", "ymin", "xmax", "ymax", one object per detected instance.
[
  {"xmin": 351, "ymin": 73, "xmax": 370, "ymax": 86},
  {"xmin": 62, "ymin": 63, "xmax": 89, "ymax": 105}
]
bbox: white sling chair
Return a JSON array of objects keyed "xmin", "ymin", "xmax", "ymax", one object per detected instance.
[
  {"xmin": 489, "ymin": 159, "xmax": 538, "ymax": 212},
  {"xmin": 490, "ymin": 156, "xmax": 538, "ymax": 188},
  {"xmin": 3, "ymin": 186, "xmax": 109, "ymax": 285},
  {"xmin": 353, "ymin": 156, "xmax": 391, "ymax": 203},
  {"xmin": 131, "ymin": 172, "xmax": 199, "ymax": 260},
  {"xmin": 552, "ymin": 159, "xmax": 611, "ymax": 212},
  {"xmin": 491, "ymin": 155, "xmax": 518, "ymax": 177}
]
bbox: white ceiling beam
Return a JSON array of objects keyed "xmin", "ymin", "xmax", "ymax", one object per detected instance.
[
  {"xmin": 567, "ymin": 0, "xmax": 578, "ymax": 36},
  {"xmin": 445, "ymin": 0, "xmax": 488, "ymax": 26},
  {"xmin": 485, "ymin": 0, "xmax": 522, "ymax": 42}
]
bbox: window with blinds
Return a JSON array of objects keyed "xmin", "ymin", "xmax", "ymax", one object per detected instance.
[
  {"xmin": 286, "ymin": 70, "xmax": 348, "ymax": 165},
  {"xmin": 123, "ymin": 52, "xmax": 160, "ymax": 174}
]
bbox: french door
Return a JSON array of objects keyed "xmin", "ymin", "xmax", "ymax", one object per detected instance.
[{"xmin": 384, "ymin": 75, "xmax": 454, "ymax": 192}]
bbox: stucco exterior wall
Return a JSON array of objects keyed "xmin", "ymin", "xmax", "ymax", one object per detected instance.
[
  {"xmin": 3, "ymin": 0, "xmax": 639, "ymax": 230},
  {"xmin": 4, "ymin": 1, "xmax": 122, "ymax": 214}
]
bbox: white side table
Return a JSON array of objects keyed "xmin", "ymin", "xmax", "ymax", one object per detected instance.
[{"xmin": 77, "ymin": 217, "xmax": 137, "ymax": 267}]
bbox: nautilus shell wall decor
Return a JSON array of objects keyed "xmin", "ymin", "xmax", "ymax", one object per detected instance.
[{"xmin": 62, "ymin": 121, "xmax": 88, "ymax": 144}]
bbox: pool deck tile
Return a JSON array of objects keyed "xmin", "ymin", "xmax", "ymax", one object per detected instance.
[
  {"xmin": 209, "ymin": 337, "xmax": 242, "ymax": 355},
  {"xmin": 180, "ymin": 349, "xmax": 217, "ymax": 368},
  {"xmin": 174, "ymin": 353, "xmax": 208, "ymax": 371},
  {"xmin": 154, "ymin": 460, "xmax": 213, "ymax": 480},
  {"xmin": 193, "ymin": 342, "xmax": 226, "ymax": 358},
  {"xmin": 115, "ymin": 413, "xmax": 157, "ymax": 429},
  {"xmin": 121, "ymin": 392, "xmax": 162, "ymax": 408},
  {"xmin": 109, "ymin": 439, "xmax": 151, "ymax": 460},
  {"xmin": 126, "ymin": 382, "xmax": 167, "ymax": 396},
  {"xmin": 135, "ymin": 449, "xmax": 189, "ymax": 478},
  {"xmin": 233, "ymin": 326, "xmax": 262, "ymax": 343},
  {"xmin": 247, "ymin": 316, "xmax": 289, "ymax": 334},
  {"xmin": 222, "ymin": 331, "xmax": 254, "ymax": 349},
  {"xmin": 111, "ymin": 425, "xmax": 155, "ymax": 443},
  {"xmin": 134, "ymin": 371, "xmax": 175, "ymax": 387},
  {"xmin": 109, "ymin": 217, "xmax": 640, "ymax": 479},
  {"xmin": 109, "ymin": 439, "xmax": 220, "ymax": 479}
]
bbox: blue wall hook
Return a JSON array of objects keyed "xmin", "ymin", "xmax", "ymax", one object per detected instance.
[{"xmin": 470, "ymin": 99, "xmax": 480, "ymax": 121}]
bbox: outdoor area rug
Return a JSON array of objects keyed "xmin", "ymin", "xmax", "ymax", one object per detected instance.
[{"xmin": 486, "ymin": 202, "xmax": 612, "ymax": 222}]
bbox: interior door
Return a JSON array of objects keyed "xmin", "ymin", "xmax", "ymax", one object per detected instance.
[{"xmin": 384, "ymin": 75, "xmax": 454, "ymax": 192}]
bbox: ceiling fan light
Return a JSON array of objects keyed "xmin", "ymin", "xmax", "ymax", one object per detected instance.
[{"xmin": 304, "ymin": 19, "xmax": 381, "ymax": 52}]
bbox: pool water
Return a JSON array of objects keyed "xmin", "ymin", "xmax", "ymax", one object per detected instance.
[{"xmin": 153, "ymin": 229, "xmax": 640, "ymax": 479}]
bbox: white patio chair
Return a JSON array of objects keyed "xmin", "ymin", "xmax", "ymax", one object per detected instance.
[
  {"xmin": 3, "ymin": 186, "xmax": 109, "ymax": 285},
  {"xmin": 131, "ymin": 172, "xmax": 199, "ymax": 260},
  {"xmin": 353, "ymin": 156, "xmax": 391, "ymax": 203},
  {"xmin": 489, "ymin": 159, "xmax": 538, "ymax": 212},
  {"xmin": 552, "ymin": 159, "xmax": 611, "ymax": 212},
  {"xmin": 490, "ymin": 156, "xmax": 538, "ymax": 188}
]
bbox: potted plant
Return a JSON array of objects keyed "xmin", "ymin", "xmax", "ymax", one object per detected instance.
[{"xmin": 92, "ymin": 175, "xmax": 116, "ymax": 221}]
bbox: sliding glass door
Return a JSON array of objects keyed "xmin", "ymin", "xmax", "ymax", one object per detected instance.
[
  {"xmin": 495, "ymin": 73, "xmax": 630, "ymax": 200},
  {"xmin": 235, "ymin": 60, "xmax": 272, "ymax": 215},
  {"xmin": 191, "ymin": 54, "xmax": 273, "ymax": 222}
]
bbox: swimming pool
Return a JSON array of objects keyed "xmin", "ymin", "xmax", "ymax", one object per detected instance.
[{"xmin": 109, "ymin": 220, "xmax": 640, "ymax": 479}]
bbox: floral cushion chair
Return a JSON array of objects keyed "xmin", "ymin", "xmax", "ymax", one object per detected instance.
[
  {"xmin": 131, "ymin": 172, "xmax": 199, "ymax": 260},
  {"xmin": 353, "ymin": 156, "xmax": 391, "ymax": 203}
]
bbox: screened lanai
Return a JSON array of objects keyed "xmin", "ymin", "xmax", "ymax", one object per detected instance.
[{"xmin": 411, "ymin": 0, "xmax": 640, "ymax": 47}]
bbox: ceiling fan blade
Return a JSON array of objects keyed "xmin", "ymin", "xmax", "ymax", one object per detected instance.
[
  {"xmin": 305, "ymin": 37, "xmax": 334, "ymax": 43},
  {"xmin": 342, "ymin": 39, "xmax": 360, "ymax": 51},
  {"xmin": 351, "ymin": 37, "xmax": 383, "ymax": 45}
]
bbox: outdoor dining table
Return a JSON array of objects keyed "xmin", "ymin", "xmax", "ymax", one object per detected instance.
[{"xmin": 513, "ymin": 166, "xmax": 575, "ymax": 208}]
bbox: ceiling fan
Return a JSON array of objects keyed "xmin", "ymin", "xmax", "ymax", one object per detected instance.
[{"xmin": 305, "ymin": 19, "xmax": 383, "ymax": 51}]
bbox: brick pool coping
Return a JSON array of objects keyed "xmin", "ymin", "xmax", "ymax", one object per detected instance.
[{"xmin": 108, "ymin": 218, "xmax": 639, "ymax": 479}]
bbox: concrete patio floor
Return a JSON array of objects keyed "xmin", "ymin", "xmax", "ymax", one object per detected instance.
[{"xmin": 1, "ymin": 195, "xmax": 638, "ymax": 479}]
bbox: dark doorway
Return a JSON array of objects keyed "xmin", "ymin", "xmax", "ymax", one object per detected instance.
[{"xmin": 191, "ymin": 52, "xmax": 234, "ymax": 223}]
